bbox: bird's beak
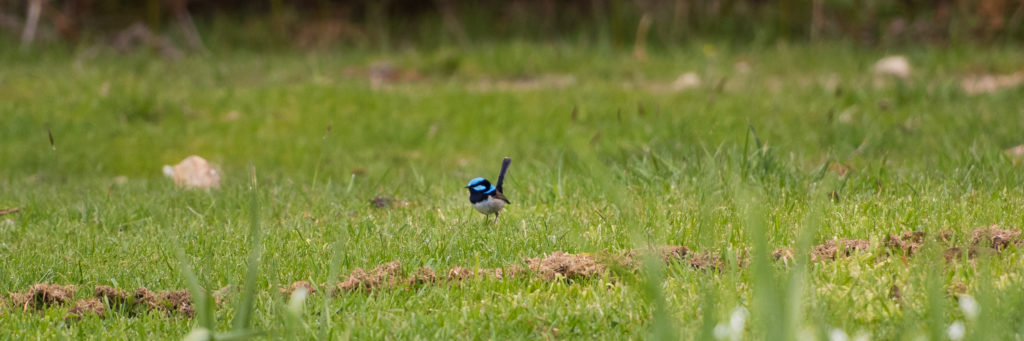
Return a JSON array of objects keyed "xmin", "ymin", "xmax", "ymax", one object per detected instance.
[{"xmin": 464, "ymin": 185, "xmax": 471, "ymax": 188}]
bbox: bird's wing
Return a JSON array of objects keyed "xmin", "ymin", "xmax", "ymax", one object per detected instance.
[{"xmin": 492, "ymin": 191, "xmax": 510, "ymax": 204}]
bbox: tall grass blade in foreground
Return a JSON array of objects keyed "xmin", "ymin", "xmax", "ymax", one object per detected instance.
[
  {"xmin": 178, "ymin": 247, "xmax": 215, "ymax": 339},
  {"xmin": 181, "ymin": 168, "xmax": 264, "ymax": 341},
  {"xmin": 640, "ymin": 244, "xmax": 678, "ymax": 340},
  {"xmin": 232, "ymin": 167, "xmax": 264, "ymax": 333},
  {"xmin": 319, "ymin": 237, "xmax": 346, "ymax": 340}
]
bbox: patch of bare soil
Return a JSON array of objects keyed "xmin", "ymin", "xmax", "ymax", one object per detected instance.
[
  {"xmin": 336, "ymin": 261, "xmax": 404, "ymax": 293},
  {"xmin": 525, "ymin": 252, "xmax": 606, "ymax": 281},
  {"xmin": 281, "ymin": 281, "xmax": 316, "ymax": 296},
  {"xmin": 971, "ymin": 225, "xmax": 1021, "ymax": 249},
  {"xmin": 811, "ymin": 239, "xmax": 870, "ymax": 262},
  {"xmin": 0, "ymin": 208, "xmax": 20, "ymax": 216},
  {"xmin": 5, "ymin": 284, "xmax": 76, "ymax": 311},
  {"xmin": 885, "ymin": 231, "xmax": 926, "ymax": 255}
]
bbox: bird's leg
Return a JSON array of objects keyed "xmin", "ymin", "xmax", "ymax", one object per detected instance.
[
  {"xmin": 483, "ymin": 214, "xmax": 490, "ymax": 224},
  {"xmin": 493, "ymin": 211, "xmax": 499, "ymax": 224}
]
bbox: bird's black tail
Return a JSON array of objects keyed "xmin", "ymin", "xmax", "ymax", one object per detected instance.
[{"xmin": 495, "ymin": 157, "xmax": 511, "ymax": 192}]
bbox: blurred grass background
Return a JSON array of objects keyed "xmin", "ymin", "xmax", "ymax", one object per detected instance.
[
  {"xmin": 2, "ymin": 1, "xmax": 1024, "ymax": 340},
  {"xmin": 3, "ymin": 0, "xmax": 1024, "ymax": 51}
]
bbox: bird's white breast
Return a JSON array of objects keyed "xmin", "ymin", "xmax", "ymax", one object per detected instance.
[{"xmin": 472, "ymin": 196, "xmax": 505, "ymax": 214}]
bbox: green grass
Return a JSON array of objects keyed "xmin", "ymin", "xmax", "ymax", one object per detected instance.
[{"xmin": 2, "ymin": 40, "xmax": 1024, "ymax": 339}]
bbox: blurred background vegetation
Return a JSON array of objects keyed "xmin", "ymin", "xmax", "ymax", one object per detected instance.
[{"xmin": 1, "ymin": 0, "xmax": 1023, "ymax": 53}]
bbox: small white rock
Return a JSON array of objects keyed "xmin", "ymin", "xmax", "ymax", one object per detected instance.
[
  {"xmin": 163, "ymin": 155, "xmax": 221, "ymax": 189},
  {"xmin": 673, "ymin": 72, "xmax": 702, "ymax": 90},
  {"xmin": 873, "ymin": 56, "xmax": 911, "ymax": 79}
]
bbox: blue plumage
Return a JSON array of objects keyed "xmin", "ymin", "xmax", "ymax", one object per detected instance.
[{"xmin": 467, "ymin": 177, "xmax": 485, "ymax": 187}]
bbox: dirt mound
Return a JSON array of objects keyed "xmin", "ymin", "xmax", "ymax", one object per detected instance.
[
  {"xmin": 944, "ymin": 247, "xmax": 970, "ymax": 262},
  {"xmin": 424, "ymin": 265, "xmax": 526, "ymax": 283},
  {"xmin": 336, "ymin": 261, "xmax": 404, "ymax": 292},
  {"xmin": 128, "ymin": 287, "xmax": 193, "ymax": 317},
  {"xmin": 405, "ymin": 267, "xmax": 438, "ymax": 286},
  {"xmin": 157, "ymin": 290, "xmax": 194, "ymax": 317},
  {"xmin": 212, "ymin": 285, "xmax": 237, "ymax": 306},
  {"xmin": 885, "ymin": 231, "xmax": 926, "ymax": 255},
  {"xmin": 370, "ymin": 196, "xmax": 408, "ymax": 208},
  {"xmin": 949, "ymin": 282, "xmax": 968, "ymax": 296},
  {"xmin": 688, "ymin": 251, "xmax": 725, "ymax": 271},
  {"xmin": 487, "ymin": 266, "xmax": 524, "ymax": 280},
  {"xmin": 811, "ymin": 239, "xmax": 870, "ymax": 262},
  {"xmin": 446, "ymin": 266, "xmax": 475, "ymax": 281},
  {"xmin": 281, "ymin": 281, "xmax": 317, "ymax": 296},
  {"xmin": 943, "ymin": 246, "xmax": 998, "ymax": 263},
  {"xmin": 95, "ymin": 286, "xmax": 194, "ymax": 317},
  {"xmin": 772, "ymin": 248, "xmax": 794, "ymax": 263},
  {"xmin": 970, "ymin": 225, "xmax": 1021, "ymax": 249},
  {"xmin": 525, "ymin": 252, "xmax": 606, "ymax": 281},
  {"xmin": 95, "ymin": 285, "xmax": 132, "ymax": 307},
  {"xmin": 66, "ymin": 298, "xmax": 105, "ymax": 320},
  {"xmin": 935, "ymin": 230, "xmax": 955, "ymax": 243},
  {"xmin": 6, "ymin": 284, "xmax": 76, "ymax": 311},
  {"xmin": 131, "ymin": 287, "xmax": 160, "ymax": 310},
  {"xmin": 621, "ymin": 245, "xmax": 690, "ymax": 267}
]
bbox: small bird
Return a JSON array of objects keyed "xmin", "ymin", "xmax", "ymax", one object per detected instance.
[{"xmin": 465, "ymin": 157, "xmax": 511, "ymax": 223}]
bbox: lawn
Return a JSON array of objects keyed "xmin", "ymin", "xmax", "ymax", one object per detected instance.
[{"xmin": 2, "ymin": 41, "xmax": 1024, "ymax": 339}]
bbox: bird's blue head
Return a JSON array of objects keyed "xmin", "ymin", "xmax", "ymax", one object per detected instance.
[{"xmin": 465, "ymin": 177, "xmax": 496, "ymax": 194}]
